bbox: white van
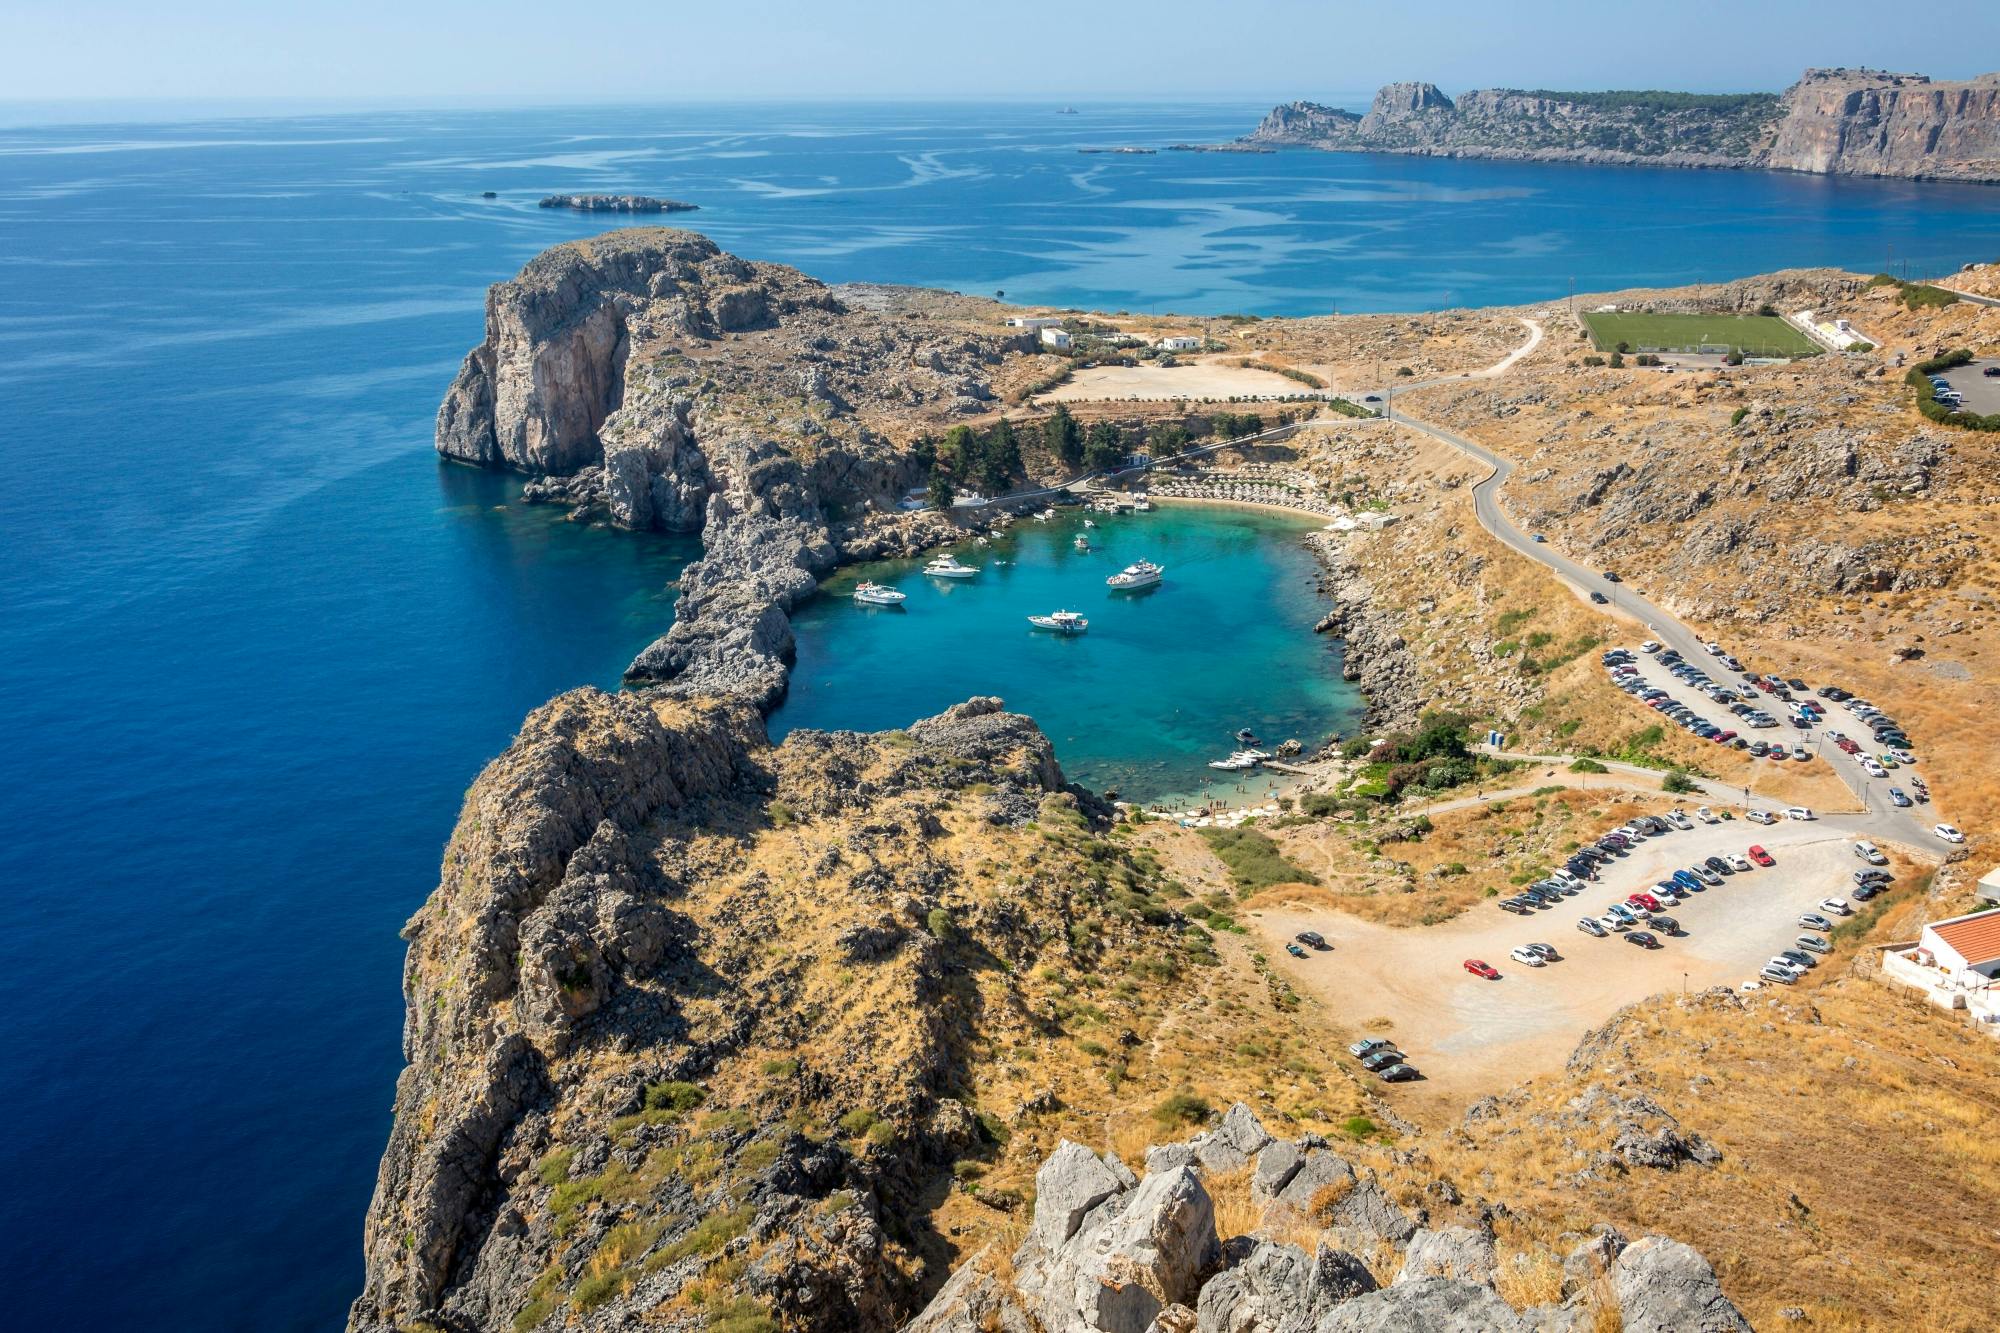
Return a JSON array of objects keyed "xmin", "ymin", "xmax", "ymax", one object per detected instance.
[{"xmin": 1853, "ymin": 840, "xmax": 1888, "ymax": 866}]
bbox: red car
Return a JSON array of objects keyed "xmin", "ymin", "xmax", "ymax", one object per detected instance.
[
  {"xmin": 1464, "ymin": 959, "xmax": 1500, "ymax": 979},
  {"xmin": 1628, "ymin": 893, "xmax": 1663, "ymax": 912},
  {"xmin": 1713, "ymin": 729, "xmax": 1737, "ymax": 743},
  {"xmin": 1747, "ymin": 845, "xmax": 1774, "ymax": 867}
]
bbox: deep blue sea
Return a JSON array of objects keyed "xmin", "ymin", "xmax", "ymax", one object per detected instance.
[{"xmin": 3, "ymin": 100, "xmax": 1997, "ymax": 1330}]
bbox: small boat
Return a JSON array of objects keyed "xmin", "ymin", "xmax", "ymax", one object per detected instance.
[
  {"xmin": 853, "ymin": 581, "xmax": 906, "ymax": 606},
  {"xmin": 1107, "ymin": 559, "xmax": 1164, "ymax": 590},
  {"xmin": 1134, "ymin": 496, "xmax": 1153, "ymax": 512},
  {"xmin": 1033, "ymin": 509, "xmax": 1053, "ymax": 522},
  {"xmin": 1207, "ymin": 750, "xmax": 1262, "ymax": 771},
  {"xmin": 1027, "ymin": 610, "xmax": 1089, "ymax": 634},
  {"xmin": 1073, "ymin": 535, "xmax": 1091, "ymax": 551},
  {"xmin": 1235, "ymin": 728, "xmax": 1260, "ymax": 745},
  {"xmin": 923, "ymin": 554, "xmax": 979, "ymax": 579},
  {"xmin": 1083, "ymin": 518, "xmax": 1097, "ymax": 528}
]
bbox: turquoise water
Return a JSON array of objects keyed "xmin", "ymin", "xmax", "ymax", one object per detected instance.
[
  {"xmin": 775, "ymin": 506, "xmax": 1359, "ymax": 803},
  {"xmin": 4, "ymin": 100, "xmax": 2000, "ymax": 1330}
]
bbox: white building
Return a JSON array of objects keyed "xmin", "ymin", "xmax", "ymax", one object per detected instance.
[
  {"xmin": 1006, "ymin": 316, "xmax": 1064, "ymax": 330},
  {"xmin": 1040, "ymin": 327, "xmax": 1073, "ymax": 351},
  {"xmin": 1977, "ymin": 864, "xmax": 2000, "ymax": 907},
  {"xmin": 1354, "ymin": 511, "xmax": 1398, "ymax": 531},
  {"xmin": 1157, "ymin": 336, "xmax": 1201, "ymax": 351},
  {"xmin": 1882, "ymin": 907, "xmax": 2000, "ymax": 1037}
]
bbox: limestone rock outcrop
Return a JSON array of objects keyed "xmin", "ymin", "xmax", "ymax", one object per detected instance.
[{"xmin": 897, "ymin": 1105, "xmax": 1752, "ymax": 1333}]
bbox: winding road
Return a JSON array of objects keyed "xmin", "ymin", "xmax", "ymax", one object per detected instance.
[{"xmin": 1347, "ymin": 318, "xmax": 1939, "ymax": 850}]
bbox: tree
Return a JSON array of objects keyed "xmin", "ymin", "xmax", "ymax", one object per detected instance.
[
  {"xmin": 1152, "ymin": 421, "xmax": 1188, "ymax": 454},
  {"xmin": 979, "ymin": 417, "xmax": 1021, "ymax": 491},
  {"xmin": 1661, "ymin": 769, "xmax": 1698, "ymax": 794},
  {"xmin": 1083, "ymin": 421, "xmax": 1124, "ymax": 472},
  {"xmin": 927, "ymin": 470, "xmax": 955, "ymax": 511},
  {"xmin": 1044, "ymin": 405, "xmax": 1082, "ymax": 470},
  {"xmin": 938, "ymin": 425, "xmax": 976, "ymax": 475}
]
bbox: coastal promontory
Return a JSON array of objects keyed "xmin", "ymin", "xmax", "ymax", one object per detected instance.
[{"xmin": 1246, "ymin": 67, "xmax": 2000, "ymax": 181}]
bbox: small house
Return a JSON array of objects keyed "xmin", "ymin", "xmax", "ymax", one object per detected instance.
[
  {"xmin": 1006, "ymin": 316, "xmax": 1064, "ymax": 330},
  {"xmin": 1040, "ymin": 327, "xmax": 1073, "ymax": 351},
  {"xmin": 1157, "ymin": 335, "xmax": 1201, "ymax": 351},
  {"xmin": 1916, "ymin": 908, "xmax": 2000, "ymax": 982}
]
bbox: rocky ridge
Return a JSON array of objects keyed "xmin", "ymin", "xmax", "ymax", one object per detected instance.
[
  {"xmin": 349, "ymin": 692, "xmax": 1176, "ymax": 1333},
  {"xmin": 1247, "ymin": 68, "xmax": 2000, "ymax": 181},
  {"xmin": 901, "ymin": 1102, "xmax": 1752, "ymax": 1333},
  {"xmin": 435, "ymin": 229, "xmax": 1036, "ymax": 704}
]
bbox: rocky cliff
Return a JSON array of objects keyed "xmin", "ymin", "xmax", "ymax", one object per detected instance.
[
  {"xmin": 1247, "ymin": 68, "xmax": 2000, "ymax": 181},
  {"xmin": 349, "ymin": 693, "xmax": 1172, "ymax": 1333},
  {"xmin": 436, "ymin": 229, "xmax": 1038, "ymax": 703}
]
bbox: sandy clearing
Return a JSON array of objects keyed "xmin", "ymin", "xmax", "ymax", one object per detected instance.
[
  {"xmin": 1045, "ymin": 360, "xmax": 1325, "ymax": 403},
  {"xmin": 1251, "ymin": 820, "xmax": 1882, "ymax": 1112}
]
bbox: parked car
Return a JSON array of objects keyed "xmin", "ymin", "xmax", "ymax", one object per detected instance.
[
  {"xmin": 1935, "ymin": 824, "xmax": 1965, "ymax": 844},
  {"xmin": 1602, "ymin": 571, "xmax": 1622, "ymax": 583},
  {"xmin": 1887, "ymin": 788, "xmax": 1912, "ymax": 808},
  {"xmin": 1626, "ymin": 931, "xmax": 1661, "ymax": 949},
  {"xmin": 1628, "ymin": 893, "xmax": 1663, "ymax": 912},
  {"xmin": 1726, "ymin": 854, "xmax": 1753, "ymax": 872},
  {"xmin": 1747, "ymin": 845, "xmax": 1774, "ymax": 867},
  {"xmin": 1649, "ymin": 916, "xmax": 1680, "ymax": 935},
  {"xmin": 1852, "ymin": 882, "xmax": 1882, "ymax": 902},
  {"xmin": 1691, "ymin": 866, "xmax": 1723, "ymax": 887},
  {"xmin": 1525, "ymin": 943, "xmax": 1560, "ymax": 962},
  {"xmin": 1759, "ymin": 965, "xmax": 1798, "ymax": 985},
  {"xmin": 1853, "ymin": 841, "xmax": 1888, "ymax": 866},
  {"xmin": 1641, "ymin": 640, "xmax": 1662, "ymax": 653},
  {"xmin": 1509, "ymin": 946, "xmax": 1547, "ymax": 968},
  {"xmin": 1286, "ymin": 943, "xmax": 1308, "ymax": 958},
  {"xmin": 1766, "ymin": 956, "xmax": 1808, "ymax": 978},
  {"xmin": 1464, "ymin": 959, "xmax": 1500, "ymax": 979},
  {"xmin": 1349, "ymin": 1038, "xmax": 1396, "ymax": 1058},
  {"xmin": 1695, "ymin": 806, "xmax": 1719, "ymax": 823},
  {"xmin": 1778, "ymin": 949, "xmax": 1818, "ymax": 970},
  {"xmin": 1590, "ymin": 591, "xmax": 1609, "ymax": 605},
  {"xmin": 1578, "ymin": 917, "xmax": 1608, "ymax": 938},
  {"xmin": 1799, "ymin": 912, "xmax": 1835, "ymax": 932},
  {"xmin": 1817, "ymin": 898, "xmax": 1850, "ymax": 916},
  {"xmin": 1746, "ymin": 810, "xmax": 1776, "ymax": 826},
  {"xmin": 1361, "ymin": 1049, "xmax": 1406, "ymax": 1071},
  {"xmin": 1786, "ymin": 807, "xmax": 1816, "ymax": 821},
  {"xmin": 1797, "ymin": 935, "xmax": 1832, "ymax": 955},
  {"xmin": 1704, "ymin": 855, "xmax": 1734, "ymax": 876},
  {"xmin": 1296, "ymin": 931, "xmax": 1329, "ymax": 949},
  {"xmin": 1378, "ymin": 1064, "xmax": 1420, "ymax": 1083}
]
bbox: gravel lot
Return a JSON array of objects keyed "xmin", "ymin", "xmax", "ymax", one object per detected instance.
[
  {"xmin": 1255, "ymin": 819, "xmax": 1877, "ymax": 1105},
  {"xmin": 1933, "ymin": 358, "xmax": 2000, "ymax": 416}
]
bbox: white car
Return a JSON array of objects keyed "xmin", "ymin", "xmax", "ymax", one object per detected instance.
[
  {"xmin": 1861, "ymin": 759, "xmax": 1888, "ymax": 778},
  {"xmin": 1726, "ymin": 853, "xmax": 1753, "ymax": 872},
  {"xmin": 1818, "ymin": 898, "xmax": 1852, "ymax": 916},
  {"xmin": 1746, "ymin": 810, "xmax": 1776, "ymax": 826},
  {"xmin": 1786, "ymin": 807, "xmax": 1816, "ymax": 821},
  {"xmin": 1598, "ymin": 914, "xmax": 1631, "ymax": 932},
  {"xmin": 1509, "ymin": 946, "xmax": 1547, "ymax": 968},
  {"xmin": 1695, "ymin": 806, "xmax": 1720, "ymax": 824},
  {"xmin": 1934, "ymin": 824, "xmax": 1965, "ymax": 844},
  {"xmin": 1741, "ymin": 979, "xmax": 1765, "ymax": 992},
  {"xmin": 1705, "ymin": 642, "xmax": 1725, "ymax": 655},
  {"xmin": 1641, "ymin": 640, "xmax": 1663, "ymax": 654},
  {"xmin": 1766, "ymin": 956, "xmax": 1808, "ymax": 977}
]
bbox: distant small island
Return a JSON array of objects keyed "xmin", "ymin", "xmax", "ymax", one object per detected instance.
[
  {"xmin": 1076, "ymin": 146, "xmax": 1156, "ymax": 155},
  {"xmin": 536, "ymin": 194, "xmax": 699, "ymax": 214}
]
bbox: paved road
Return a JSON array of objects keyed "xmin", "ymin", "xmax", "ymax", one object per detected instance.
[
  {"xmin": 1348, "ymin": 320, "xmax": 1940, "ymax": 850},
  {"xmin": 1935, "ymin": 284, "xmax": 2000, "ymax": 309}
]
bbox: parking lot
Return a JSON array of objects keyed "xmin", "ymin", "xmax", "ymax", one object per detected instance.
[
  {"xmin": 1255, "ymin": 819, "xmax": 1888, "ymax": 1105},
  {"xmin": 1933, "ymin": 358, "xmax": 2000, "ymax": 415}
]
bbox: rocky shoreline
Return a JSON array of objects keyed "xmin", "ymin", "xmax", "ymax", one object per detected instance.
[{"xmin": 1306, "ymin": 531, "xmax": 1429, "ymax": 733}]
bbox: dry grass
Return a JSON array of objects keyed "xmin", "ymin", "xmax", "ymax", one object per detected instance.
[{"xmin": 1491, "ymin": 1247, "xmax": 1564, "ymax": 1310}]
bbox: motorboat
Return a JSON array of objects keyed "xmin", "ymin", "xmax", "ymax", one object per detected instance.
[
  {"xmin": 1073, "ymin": 535, "xmax": 1091, "ymax": 551},
  {"xmin": 1106, "ymin": 559, "xmax": 1164, "ymax": 590},
  {"xmin": 1134, "ymin": 496, "xmax": 1153, "ymax": 512},
  {"xmin": 853, "ymin": 581, "xmax": 906, "ymax": 606},
  {"xmin": 1234, "ymin": 728, "xmax": 1260, "ymax": 745},
  {"xmin": 1027, "ymin": 610, "xmax": 1089, "ymax": 634},
  {"xmin": 923, "ymin": 554, "xmax": 979, "ymax": 579},
  {"xmin": 1083, "ymin": 518, "xmax": 1097, "ymax": 528},
  {"xmin": 1207, "ymin": 750, "xmax": 1264, "ymax": 771}
]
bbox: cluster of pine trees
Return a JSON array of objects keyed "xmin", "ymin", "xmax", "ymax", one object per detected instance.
[{"xmin": 915, "ymin": 407, "xmax": 1278, "ymax": 509}]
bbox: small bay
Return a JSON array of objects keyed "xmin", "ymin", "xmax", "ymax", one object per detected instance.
[{"xmin": 774, "ymin": 505, "xmax": 1361, "ymax": 804}]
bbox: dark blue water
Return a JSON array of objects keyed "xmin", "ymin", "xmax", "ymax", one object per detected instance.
[{"xmin": 4, "ymin": 102, "xmax": 1997, "ymax": 1331}]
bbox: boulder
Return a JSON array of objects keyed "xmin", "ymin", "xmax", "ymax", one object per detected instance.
[
  {"xmin": 1194, "ymin": 1241, "xmax": 1311, "ymax": 1333},
  {"xmin": 1019, "ymin": 1165, "xmax": 1219, "ymax": 1333},
  {"xmin": 1029, "ymin": 1141, "xmax": 1128, "ymax": 1251},
  {"xmin": 1394, "ymin": 1227, "xmax": 1497, "ymax": 1287},
  {"xmin": 1608, "ymin": 1236, "xmax": 1752, "ymax": 1333},
  {"xmin": 1250, "ymin": 1141, "xmax": 1305, "ymax": 1204},
  {"xmin": 1312, "ymin": 1277, "xmax": 1529, "ymax": 1333},
  {"xmin": 1192, "ymin": 1103, "xmax": 1275, "ymax": 1174}
]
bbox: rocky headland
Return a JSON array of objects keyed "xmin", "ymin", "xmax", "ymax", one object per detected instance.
[{"xmin": 1245, "ymin": 68, "xmax": 2000, "ymax": 182}]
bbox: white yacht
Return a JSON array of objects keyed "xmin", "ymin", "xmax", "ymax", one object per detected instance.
[
  {"xmin": 853, "ymin": 581, "xmax": 906, "ymax": 606},
  {"xmin": 923, "ymin": 554, "xmax": 979, "ymax": 579},
  {"xmin": 1027, "ymin": 610, "xmax": 1088, "ymax": 634},
  {"xmin": 1134, "ymin": 496, "xmax": 1153, "ymax": 512},
  {"xmin": 1106, "ymin": 559, "xmax": 1164, "ymax": 590},
  {"xmin": 1207, "ymin": 750, "xmax": 1261, "ymax": 771}
]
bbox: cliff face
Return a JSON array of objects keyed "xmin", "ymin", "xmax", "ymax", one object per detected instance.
[
  {"xmin": 438, "ymin": 230, "xmax": 1038, "ymax": 702},
  {"xmin": 349, "ymin": 693, "xmax": 1155, "ymax": 1333},
  {"xmin": 1247, "ymin": 67, "xmax": 2000, "ymax": 180},
  {"xmin": 1766, "ymin": 67, "xmax": 2000, "ymax": 180}
]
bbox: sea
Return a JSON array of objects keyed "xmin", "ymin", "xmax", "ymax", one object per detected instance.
[{"xmin": 2, "ymin": 100, "xmax": 1996, "ymax": 1330}]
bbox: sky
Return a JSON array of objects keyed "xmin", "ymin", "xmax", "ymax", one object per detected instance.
[{"xmin": 4, "ymin": 0, "xmax": 1997, "ymax": 108}]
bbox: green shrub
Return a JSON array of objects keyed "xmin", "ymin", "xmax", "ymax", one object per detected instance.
[
  {"xmin": 926, "ymin": 907, "xmax": 958, "ymax": 941},
  {"xmin": 706, "ymin": 1297, "xmax": 779, "ymax": 1333},
  {"xmin": 760, "ymin": 1058, "xmax": 798, "ymax": 1079},
  {"xmin": 1568, "ymin": 757, "xmax": 1609, "ymax": 774},
  {"xmin": 1153, "ymin": 1092, "xmax": 1212, "ymax": 1127},
  {"xmin": 1340, "ymin": 1115, "xmax": 1379, "ymax": 1139},
  {"xmin": 1730, "ymin": 406, "xmax": 1749, "ymax": 426},
  {"xmin": 645, "ymin": 1081, "xmax": 707, "ymax": 1115},
  {"xmin": 655, "ymin": 1205, "xmax": 754, "ymax": 1266},
  {"xmin": 1661, "ymin": 769, "xmax": 1698, "ymax": 794},
  {"xmin": 838, "ymin": 1108, "xmax": 881, "ymax": 1137},
  {"xmin": 1200, "ymin": 828, "xmax": 1318, "ymax": 893},
  {"xmin": 536, "ymin": 1146, "xmax": 576, "ymax": 1188}
]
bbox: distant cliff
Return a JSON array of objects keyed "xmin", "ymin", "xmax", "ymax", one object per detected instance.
[{"xmin": 1247, "ymin": 68, "xmax": 2000, "ymax": 181}]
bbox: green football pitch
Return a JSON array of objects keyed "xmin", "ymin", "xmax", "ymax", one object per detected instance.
[{"xmin": 1582, "ymin": 311, "xmax": 1820, "ymax": 357}]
